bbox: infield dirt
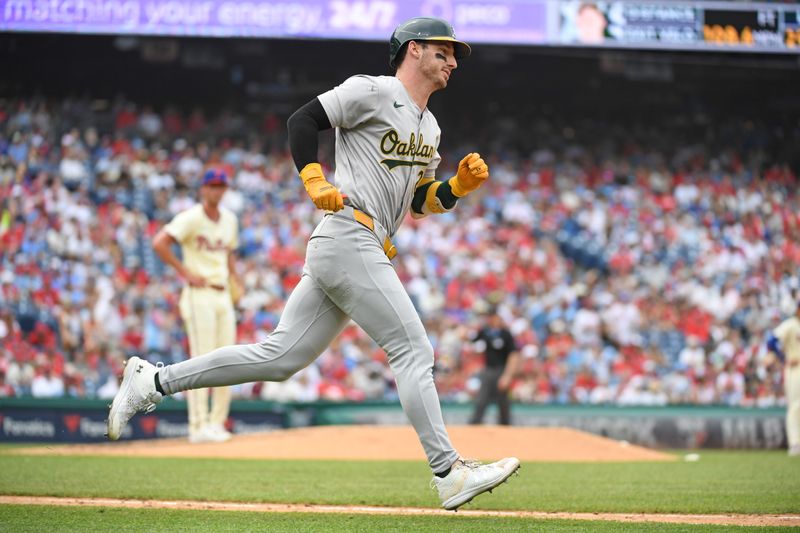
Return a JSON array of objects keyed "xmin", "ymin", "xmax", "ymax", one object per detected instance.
[{"xmin": 18, "ymin": 425, "xmax": 672, "ymax": 462}]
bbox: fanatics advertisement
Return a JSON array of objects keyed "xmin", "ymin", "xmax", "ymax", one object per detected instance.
[{"xmin": 0, "ymin": 407, "xmax": 286, "ymax": 443}]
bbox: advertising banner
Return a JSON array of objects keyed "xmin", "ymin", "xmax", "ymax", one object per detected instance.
[
  {"xmin": 0, "ymin": 406, "xmax": 286, "ymax": 442},
  {"xmin": 0, "ymin": 0, "xmax": 548, "ymax": 44},
  {"xmin": 0, "ymin": 399, "xmax": 788, "ymax": 448},
  {"xmin": 2, "ymin": 0, "xmax": 796, "ymax": 53}
]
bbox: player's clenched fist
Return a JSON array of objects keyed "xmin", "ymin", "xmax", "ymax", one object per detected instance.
[
  {"xmin": 449, "ymin": 152, "xmax": 489, "ymax": 197},
  {"xmin": 300, "ymin": 163, "xmax": 344, "ymax": 212}
]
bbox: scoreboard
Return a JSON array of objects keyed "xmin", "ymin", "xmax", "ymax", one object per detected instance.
[
  {"xmin": 559, "ymin": 2, "xmax": 800, "ymax": 54},
  {"xmin": 703, "ymin": 7, "xmax": 793, "ymax": 50}
]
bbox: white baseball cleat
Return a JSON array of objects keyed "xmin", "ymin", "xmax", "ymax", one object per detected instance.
[
  {"xmin": 106, "ymin": 356, "xmax": 163, "ymax": 440},
  {"xmin": 431, "ymin": 457, "xmax": 521, "ymax": 510},
  {"xmin": 188, "ymin": 426, "xmax": 214, "ymax": 444},
  {"xmin": 206, "ymin": 423, "xmax": 233, "ymax": 442},
  {"xmin": 189, "ymin": 424, "xmax": 232, "ymax": 444}
]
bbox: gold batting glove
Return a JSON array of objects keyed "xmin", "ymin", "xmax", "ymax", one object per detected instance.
[
  {"xmin": 448, "ymin": 152, "xmax": 489, "ymax": 197},
  {"xmin": 299, "ymin": 163, "xmax": 344, "ymax": 212}
]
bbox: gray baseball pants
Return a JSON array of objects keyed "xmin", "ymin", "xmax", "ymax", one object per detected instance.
[{"xmin": 159, "ymin": 212, "xmax": 460, "ymax": 473}]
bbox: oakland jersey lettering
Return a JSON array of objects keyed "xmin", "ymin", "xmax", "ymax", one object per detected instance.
[
  {"xmin": 318, "ymin": 74, "xmax": 442, "ymax": 235},
  {"xmin": 380, "ymin": 130, "xmax": 435, "ymax": 169}
]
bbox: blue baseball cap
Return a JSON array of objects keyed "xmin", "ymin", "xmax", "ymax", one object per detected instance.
[{"xmin": 202, "ymin": 169, "xmax": 229, "ymax": 186}]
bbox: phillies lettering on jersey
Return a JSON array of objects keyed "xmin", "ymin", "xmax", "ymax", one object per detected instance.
[
  {"xmin": 196, "ymin": 235, "xmax": 232, "ymax": 253},
  {"xmin": 163, "ymin": 203, "xmax": 238, "ymax": 286},
  {"xmin": 318, "ymin": 75, "xmax": 442, "ymax": 236}
]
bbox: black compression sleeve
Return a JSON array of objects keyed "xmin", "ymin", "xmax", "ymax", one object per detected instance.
[
  {"xmin": 436, "ymin": 180, "xmax": 459, "ymax": 210},
  {"xmin": 411, "ymin": 181, "xmax": 434, "ymax": 214},
  {"xmin": 287, "ymin": 98, "xmax": 332, "ymax": 171},
  {"xmin": 411, "ymin": 179, "xmax": 460, "ymax": 215}
]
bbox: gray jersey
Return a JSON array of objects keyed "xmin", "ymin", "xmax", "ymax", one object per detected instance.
[{"xmin": 318, "ymin": 75, "xmax": 442, "ymax": 236}]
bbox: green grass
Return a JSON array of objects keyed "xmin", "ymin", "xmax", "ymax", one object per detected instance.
[
  {"xmin": 1, "ymin": 451, "xmax": 799, "ymax": 514},
  {"xmin": 0, "ymin": 505, "xmax": 793, "ymax": 533}
]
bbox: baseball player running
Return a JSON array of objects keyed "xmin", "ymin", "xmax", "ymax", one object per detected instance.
[
  {"xmin": 151, "ymin": 169, "xmax": 239, "ymax": 443},
  {"xmin": 108, "ymin": 17, "xmax": 520, "ymax": 509},
  {"xmin": 767, "ymin": 301, "xmax": 800, "ymax": 456}
]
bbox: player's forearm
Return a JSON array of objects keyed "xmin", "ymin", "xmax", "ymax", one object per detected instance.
[
  {"xmin": 436, "ymin": 180, "xmax": 459, "ymax": 209},
  {"xmin": 287, "ymin": 97, "xmax": 332, "ymax": 171},
  {"xmin": 152, "ymin": 232, "xmax": 189, "ymax": 278},
  {"xmin": 502, "ymin": 353, "xmax": 521, "ymax": 380},
  {"xmin": 288, "ymin": 98, "xmax": 346, "ymax": 211},
  {"xmin": 155, "ymin": 247, "xmax": 188, "ymax": 278},
  {"xmin": 411, "ymin": 153, "xmax": 488, "ymax": 217},
  {"xmin": 411, "ymin": 178, "xmax": 460, "ymax": 216},
  {"xmin": 227, "ymin": 253, "xmax": 240, "ymax": 283}
]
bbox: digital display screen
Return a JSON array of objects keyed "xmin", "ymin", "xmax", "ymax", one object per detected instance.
[
  {"xmin": 1, "ymin": 0, "xmax": 798, "ymax": 54},
  {"xmin": 559, "ymin": 3, "xmax": 702, "ymax": 47},
  {"xmin": 783, "ymin": 9, "xmax": 800, "ymax": 49},
  {"xmin": 557, "ymin": 1, "xmax": 799, "ymax": 54},
  {"xmin": 703, "ymin": 8, "xmax": 783, "ymax": 49},
  {"xmin": 0, "ymin": 0, "xmax": 549, "ymax": 44}
]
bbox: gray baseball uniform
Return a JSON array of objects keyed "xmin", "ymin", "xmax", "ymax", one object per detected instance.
[{"xmin": 158, "ymin": 75, "xmax": 459, "ymax": 473}]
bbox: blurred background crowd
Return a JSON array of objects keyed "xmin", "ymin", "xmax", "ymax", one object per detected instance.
[{"xmin": 2, "ymin": 89, "xmax": 796, "ymax": 407}]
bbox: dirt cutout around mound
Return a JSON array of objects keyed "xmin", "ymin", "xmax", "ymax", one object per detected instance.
[
  {"xmin": 18, "ymin": 425, "xmax": 673, "ymax": 462},
  {"xmin": 1, "ymin": 496, "xmax": 798, "ymax": 527}
]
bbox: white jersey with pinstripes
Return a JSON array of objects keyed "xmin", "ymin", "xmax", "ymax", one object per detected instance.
[{"xmin": 317, "ymin": 75, "xmax": 442, "ymax": 236}]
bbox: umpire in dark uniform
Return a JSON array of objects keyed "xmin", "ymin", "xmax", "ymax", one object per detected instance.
[{"xmin": 469, "ymin": 305, "xmax": 520, "ymax": 425}]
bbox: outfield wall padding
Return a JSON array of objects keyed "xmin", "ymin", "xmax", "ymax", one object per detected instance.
[{"xmin": 0, "ymin": 398, "xmax": 787, "ymax": 449}]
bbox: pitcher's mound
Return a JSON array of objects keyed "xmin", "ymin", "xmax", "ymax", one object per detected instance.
[{"xmin": 21, "ymin": 425, "xmax": 674, "ymax": 462}]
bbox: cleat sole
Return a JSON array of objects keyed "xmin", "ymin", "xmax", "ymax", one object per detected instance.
[{"xmin": 443, "ymin": 460, "xmax": 520, "ymax": 511}]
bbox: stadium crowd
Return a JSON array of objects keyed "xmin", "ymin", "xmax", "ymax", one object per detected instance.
[{"xmin": 0, "ymin": 96, "xmax": 797, "ymax": 408}]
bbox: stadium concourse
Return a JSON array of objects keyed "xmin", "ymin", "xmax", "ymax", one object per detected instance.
[{"xmin": 0, "ymin": 35, "xmax": 798, "ymax": 410}]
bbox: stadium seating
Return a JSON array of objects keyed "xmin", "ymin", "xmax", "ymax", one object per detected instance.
[{"xmin": 0, "ymin": 96, "xmax": 796, "ymax": 408}]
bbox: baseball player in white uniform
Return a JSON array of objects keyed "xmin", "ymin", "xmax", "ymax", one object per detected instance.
[
  {"xmin": 108, "ymin": 17, "xmax": 519, "ymax": 509},
  {"xmin": 767, "ymin": 302, "xmax": 800, "ymax": 456},
  {"xmin": 151, "ymin": 169, "xmax": 239, "ymax": 443}
]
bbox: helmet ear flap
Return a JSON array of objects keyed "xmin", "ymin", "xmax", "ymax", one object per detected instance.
[{"xmin": 389, "ymin": 40, "xmax": 407, "ymax": 69}]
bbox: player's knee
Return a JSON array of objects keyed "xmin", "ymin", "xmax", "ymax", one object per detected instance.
[
  {"xmin": 393, "ymin": 324, "xmax": 434, "ymax": 357},
  {"xmin": 395, "ymin": 344, "xmax": 435, "ymax": 377},
  {"xmin": 417, "ymin": 338, "xmax": 435, "ymax": 367},
  {"xmin": 271, "ymin": 365, "xmax": 297, "ymax": 382}
]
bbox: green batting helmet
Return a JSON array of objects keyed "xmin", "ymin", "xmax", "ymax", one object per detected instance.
[{"xmin": 388, "ymin": 17, "xmax": 471, "ymax": 68}]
